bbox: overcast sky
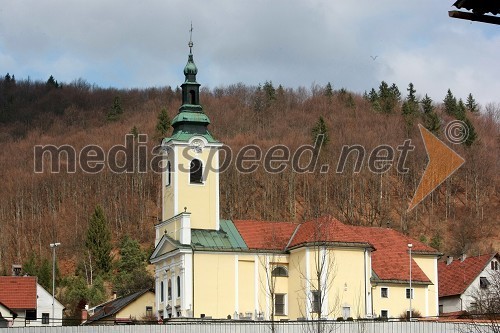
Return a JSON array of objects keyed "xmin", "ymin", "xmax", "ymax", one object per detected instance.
[{"xmin": 1, "ymin": 0, "xmax": 500, "ymax": 105}]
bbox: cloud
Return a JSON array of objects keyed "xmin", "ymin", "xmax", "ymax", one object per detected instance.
[{"xmin": 0, "ymin": 0, "xmax": 499, "ymax": 104}]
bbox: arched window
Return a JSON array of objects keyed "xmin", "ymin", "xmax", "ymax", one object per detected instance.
[
  {"xmin": 166, "ymin": 161, "xmax": 171, "ymax": 186},
  {"xmin": 160, "ymin": 281, "xmax": 164, "ymax": 302},
  {"xmin": 189, "ymin": 90, "xmax": 196, "ymax": 104},
  {"xmin": 190, "ymin": 159, "xmax": 203, "ymax": 184},
  {"xmin": 271, "ymin": 266, "xmax": 288, "ymax": 277},
  {"xmin": 168, "ymin": 279, "xmax": 172, "ymax": 300},
  {"xmin": 177, "ymin": 276, "xmax": 181, "ymax": 298}
]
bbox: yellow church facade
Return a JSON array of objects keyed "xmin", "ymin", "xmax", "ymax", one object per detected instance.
[{"xmin": 150, "ymin": 43, "xmax": 440, "ymax": 321}]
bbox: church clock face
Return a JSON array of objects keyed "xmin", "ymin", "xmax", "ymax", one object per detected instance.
[{"xmin": 190, "ymin": 138, "xmax": 205, "ymax": 153}]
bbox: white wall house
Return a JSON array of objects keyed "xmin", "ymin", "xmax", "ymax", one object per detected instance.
[
  {"xmin": 438, "ymin": 253, "xmax": 499, "ymax": 314},
  {"xmin": 33, "ymin": 283, "xmax": 65, "ymax": 327},
  {"xmin": 0, "ymin": 276, "xmax": 64, "ymax": 327}
]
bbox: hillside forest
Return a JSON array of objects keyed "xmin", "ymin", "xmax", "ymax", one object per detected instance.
[{"xmin": 0, "ymin": 74, "xmax": 498, "ymax": 318}]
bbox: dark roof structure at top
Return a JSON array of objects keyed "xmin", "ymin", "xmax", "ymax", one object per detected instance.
[
  {"xmin": 165, "ymin": 32, "xmax": 218, "ymax": 144},
  {"xmin": 83, "ymin": 289, "xmax": 153, "ymax": 324},
  {"xmin": 449, "ymin": 0, "xmax": 500, "ymax": 25}
]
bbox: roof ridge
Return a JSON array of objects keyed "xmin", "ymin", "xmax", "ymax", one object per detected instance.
[{"xmin": 285, "ymin": 224, "xmax": 302, "ymax": 250}]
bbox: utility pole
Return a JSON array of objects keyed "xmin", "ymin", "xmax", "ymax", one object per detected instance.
[
  {"xmin": 408, "ymin": 243, "xmax": 413, "ymax": 323},
  {"xmin": 50, "ymin": 242, "xmax": 60, "ymax": 326}
]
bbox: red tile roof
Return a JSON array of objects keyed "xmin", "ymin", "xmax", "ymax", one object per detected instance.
[
  {"xmin": 438, "ymin": 253, "xmax": 498, "ymax": 297},
  {"xmin": 288, "ymin": 216, "xmax": 370, "ymax": 248},
  {"xmin": 0, "ymin": 276, "xmax": 37, "ymax": 309},
  {"xmin": 234, "ymin": 215, "xmax": 439, "ymax": 284},
  {"xmin": 349, "ymin": 225, "xmax": 437, "ymax": 283},
  {"xmin": 233, "ymin": 220, "xmax": 298, "ymax": 250}
]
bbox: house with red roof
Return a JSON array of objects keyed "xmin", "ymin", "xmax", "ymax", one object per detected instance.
[
  {"xmin": 0, "ymin": 276, "xmax": 64, "ymax": 327},
  {"xmin": 0, "ymin": 301, "xmax": 17, "ymax": 328},
  {"xmin": 150, "ymin": 43, "xmax": 441, "ymax": 321},
  {"xmin": 438, "ymin": 253, "xmax": 499, "ymax": 314}
]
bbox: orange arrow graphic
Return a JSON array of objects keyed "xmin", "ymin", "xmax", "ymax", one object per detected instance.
[{"xmin": 408, "ymin": 124, "xmax": 465, "ymax": 211}]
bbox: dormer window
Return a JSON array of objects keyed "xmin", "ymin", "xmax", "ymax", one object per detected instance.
[{"xmin": 190, "ymin": 159, "xmax": 203, "ymax": 184}]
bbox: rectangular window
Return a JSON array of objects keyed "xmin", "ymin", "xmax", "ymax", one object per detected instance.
[
  {"xmin": 480, "ymin": 277, "xmax": 490, "ymax": 289},
  {"xmin": 342, "ymin": 307, "xmax": 351, "ymax": 319},
  {"xmin": 146, "ymin": 306, "xmax": 153, "ymax": 317},
  {"xmin": 491, "ymin": 261, "xmax": 499, "ymax": 271},
  {"xmin": 381, "ymin": 310, "xmax": 388, "ymax": 318},
  {"xmin": 42, "ymin": 313, "xmax": 49, "ymax": 324},
  {"xmin": 311, "ymin": 290, "xmax": 320, "ymax": 313},
  {"xmin": 439, "ymin": 305, "xmax": 443, "ymax": 314},
  {"xmin": 25, "ymin": 310, "xmax": 37, "ymax": 321},
  {"xmin": 160, "ymin": 281, "xmax": 164, "ymax": 302},
  {"xmin": 381, "ymin": 287, "xmax": 388, "ymax": 298},
  {"xmin": 275, "ymin": 294, "xmax": 286, "ymax": 315},
  {"xmin": 406, "ymin": 288, "xmax": 413, "ymax": 299}
]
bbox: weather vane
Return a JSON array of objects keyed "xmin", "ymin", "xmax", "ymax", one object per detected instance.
[{"xmin": 188, "ymin": 22, "xmax": 194, "ymax": 53}]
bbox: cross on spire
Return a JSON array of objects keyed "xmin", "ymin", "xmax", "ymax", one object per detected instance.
[{"xmin": 188, "ymin": 22, "xmax": 194, "ymax": 54}]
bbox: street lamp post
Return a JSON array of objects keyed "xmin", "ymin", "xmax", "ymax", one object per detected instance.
[
  {"xmin": 50, "ymin": 242, "xmax": 60, "ymax": 326},
  {"xmin": 408, "ymin": 243, "xmax": 413, "ymax": 322}
]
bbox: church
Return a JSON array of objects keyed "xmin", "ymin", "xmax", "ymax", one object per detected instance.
[{"xmin": 149, "ymin": 41, "xmax": 440, "ymax": 321}]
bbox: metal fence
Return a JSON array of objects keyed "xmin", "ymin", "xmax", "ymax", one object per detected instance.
[{"xmin": 0, "ymin": 320, "xmax": 495, "ymax": 333}]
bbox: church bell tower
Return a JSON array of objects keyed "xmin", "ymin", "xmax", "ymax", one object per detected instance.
[{"xmin": 161, "ymin": 35, "xmax": 222, "ymax": 232}]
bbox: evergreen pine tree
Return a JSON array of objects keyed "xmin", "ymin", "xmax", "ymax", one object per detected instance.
[
  {"xmin": 311, "ymin": 116, "xmax": 329, "ymax": 147},
  {"xmin": 421, "ymin": 94, "xmax": 441, "ymax": 135},
  {"xmin": 85, "ymin": 205, "xmax": 112, "ymax": 274},
  {"xmin": 107, "ymin": 96, "xmax": 123, "ymax": 121},
  {"xmin": 117, "ymin": 235, "xmax": 146, "ymax": 272},
  {"xmin": 22, "ymin": 253, "xmax": 38, "ymax": 277},
  {"xmin": 377, "ymin": 81, "xmax": 400, "ymax": 113},
  {"xmin": 37, "ymin": 258, "xmax": 52, "ymax": 291},
  {"xmin": 456, "ymin": 99, "xmax": 466, "ymax": 120},
  {"xmin": 466, "ymin": 93, "xmax": 479, "ymax": 113},
  {"xmin": 463, "ymin": 117, "xmax": 477, "ymax": 147},
  {"xmin": 155, "ymin": 108, "xmax": 171, "ymax": 140},
  {"xmin": 421, "ymin": 94, "xmax": 433, "ymax": 114},
  {"xmin": 324, "ymin": 82, "xmax": 333, "ymax": 99},
  {"xmin": 402, "ymin": 83, "xmax": 418, "ymax": 116},
  {"xmin": 130, "ymin": 126, "xmax": 139, "ymax": 139},
  {"xmin": 46, "ymin": 75, "xmax": 60, "ymax": 89},
  {"xmin": 443, "ymin": 89, "xmax": 457, "ymax": 117},
  {"xmin": 368, "ymin": 88, "xmax": 378, "ymax": 103},
  {"xmin": 389, "ymin": 83, "xmax": 401, "ymax": 102},
  {"xmin": 263, "ymin": 81, "xmax": 276, "ymax": 107},
  {"xmin": 113, "ymin": 235, "xmax": 153, "ymax": 296}
]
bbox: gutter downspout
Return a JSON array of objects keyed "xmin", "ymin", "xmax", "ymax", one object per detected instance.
[
  {"xmin": 364, "ymin": 248, "xmax": 368, "ymax": 317},
  {"xmin": 192, "ymin": 248, "xmax": 195, "ymax": 318}
]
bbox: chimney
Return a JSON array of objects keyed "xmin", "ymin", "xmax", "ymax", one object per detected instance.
[
  {"xmin": 81, "ymin": 304, "xmax": 89, "ymax": 324},
  {"xmin": 11, "ymin": 264, "xmax": 22, "ymax": 276},
  {"xmin": 460, "ymin": 253, "xmax": 467, "ymax": 262},
  {"xmin": 112, "ymin": 291, "xmax": 117, "ymax": 300},
  {"xmin": 446, "ymin": 256, "xmax": 453, "ymax": 265}
]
